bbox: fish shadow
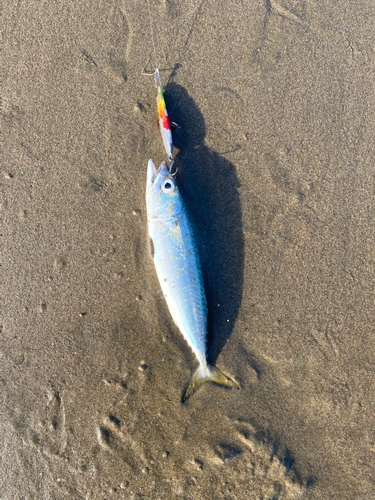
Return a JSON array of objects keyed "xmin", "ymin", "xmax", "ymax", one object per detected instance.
[{"xmin": 164, "ymin": 83, "xmax": 244, "ymax": 364}]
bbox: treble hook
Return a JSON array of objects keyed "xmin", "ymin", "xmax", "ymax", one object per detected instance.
[{"xmin": 168, "ymin": 158, "xmax": 178, "ymax": 176}]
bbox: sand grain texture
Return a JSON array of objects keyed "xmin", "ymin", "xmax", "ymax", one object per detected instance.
[{"xmin": 1, "ymin": 0, "xmax": 375, "ymax": 498}]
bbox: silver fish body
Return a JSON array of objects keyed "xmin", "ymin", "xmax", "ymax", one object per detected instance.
[
  {"xmin": 147, "ymin": 160, "xmax": 207, "ymax": 366},
  {"xmin": 146, "ymin": 160, "xmax": 238, "ymax": 400}
]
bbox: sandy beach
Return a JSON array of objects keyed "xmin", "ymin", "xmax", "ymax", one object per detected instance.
[{"xmin": 2, "ymin": 0, "xmax": 375, "ymax": 498}]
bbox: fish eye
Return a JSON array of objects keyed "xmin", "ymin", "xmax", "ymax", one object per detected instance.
[{"xmin": 161, "ymin": 179, "xmax": 175, "ymax": 193}]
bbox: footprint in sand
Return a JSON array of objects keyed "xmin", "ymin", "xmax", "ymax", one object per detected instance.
[
  {"xmin": 29, "ymin": 387, "xmax": 67, "ymax": 457},
  {"xmin": 96, "ymin": 413, "xmax": 146, "ymax": 472},
  {"xmin": 217, "ymin": 421, "xmax": 307, "ymax": 499},
  {"xmin": 184, "ymin": 420, "xmax": 308, "ymax": 500}
]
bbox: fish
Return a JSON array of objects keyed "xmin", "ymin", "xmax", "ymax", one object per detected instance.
[{"xmin": 146, "ymin": 159, "xmax": 239, "ymax": 401}]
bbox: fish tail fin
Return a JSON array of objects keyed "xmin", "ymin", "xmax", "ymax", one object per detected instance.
[{"xmin": 182, "ymin": 364, "xmax": 239, "ymax": 402}]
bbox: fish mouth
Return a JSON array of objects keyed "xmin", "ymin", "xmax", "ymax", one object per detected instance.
[
  {"xmin": 147, "ymin": 159, "xmax": 169, "ymax": 185},
  {"xmin": 147, "ymin": 159, "xmax": 157, "ymax": 183}
]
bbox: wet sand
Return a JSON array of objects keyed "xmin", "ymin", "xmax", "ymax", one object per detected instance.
[{"xmin": 2, "ymin": 1, "xmax": 375, "ymax": 498}]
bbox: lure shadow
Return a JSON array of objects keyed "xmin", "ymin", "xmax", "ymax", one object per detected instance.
[{"xmin": 164, "ymin": 83, "xmax": 244, "ymax": 364}]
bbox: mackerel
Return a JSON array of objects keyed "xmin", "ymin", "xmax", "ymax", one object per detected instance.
[{"xmin": 146, "ymin": 159, "xmax": 238, "ymax": 400}]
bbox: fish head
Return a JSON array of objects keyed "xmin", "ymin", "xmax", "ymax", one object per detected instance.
[{"xmin": 146, "ymin": 160, "xmax": 182, "ymax": 219}]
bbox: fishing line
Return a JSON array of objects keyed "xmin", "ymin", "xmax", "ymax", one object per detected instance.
[
  {"xmin": 146, "ymin": 0, "xmax": 176, "ymax": 171},
  {"xmin": 146, "ymin": 0, "xmax": 161, "ymax": 88}
]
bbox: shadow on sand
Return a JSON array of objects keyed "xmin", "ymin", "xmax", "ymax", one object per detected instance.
[{"xmin": 163, "ymin": 83, "xmax": 244, "ymax": 364}]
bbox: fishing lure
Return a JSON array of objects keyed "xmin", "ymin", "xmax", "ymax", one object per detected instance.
[
  {"xmin": 155, "ymin": 69, "xmax": 173, "ymax": 166},
  {"xmin": 146, "ymin": 160, "xmax": 238, "ymax": 401}
]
